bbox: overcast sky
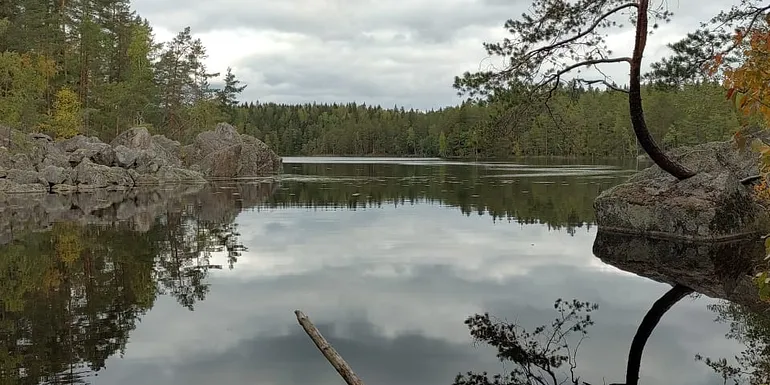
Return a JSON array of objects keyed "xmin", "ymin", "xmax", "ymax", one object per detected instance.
[{"xmin": 131, "ymin": 0, "xmax": 738, "ymax": 109}]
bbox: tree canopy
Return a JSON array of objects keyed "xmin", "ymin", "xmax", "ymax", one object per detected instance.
[{"xmin": 0, "ymin": 0, "xmax": 750, "ymax": 161}]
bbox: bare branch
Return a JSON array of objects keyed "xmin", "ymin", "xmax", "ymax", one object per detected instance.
[
  {"xmin": 541, "ymin": 57, "xmax": 632, "ymax": 87},
  {"xmin": 516, "ymin": 3, "xmax": 639, "ymax": 70},
  {"xmin": 576, "ymin": 79, "xmax": 629, "ymax": 93}
]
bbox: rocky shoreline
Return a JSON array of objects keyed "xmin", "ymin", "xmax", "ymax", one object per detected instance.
[{"xmin": 0, "ymin": 123, "xmax": 282, "ymax": 194}]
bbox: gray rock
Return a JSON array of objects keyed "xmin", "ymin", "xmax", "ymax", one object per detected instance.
[
  {"xmin": 186, "ymin": 123, "xmax": 282, "ymax": 178},
  {"xmin": 113, "ymin": 127, "xmax": 182, "ymax": 171},
  {"xmin": 594, "ymin": 140, "xmax": 767, "ymax": 240},
  {"xmin": 39, "ymin": 146, "xmax": 71, "ymax": 169},
  {"xmin": 93, "ymin": 146, "xmax": 116, "ymax": 166},
  {"xmin": 152, "ymin": 134, "xmax": 181, "ymax": 156},
  {"xmin": 65, "ymin": 143, "xmax": 114, "ymax": 166},
  {"xmin": 56, "ymin": 135, "xmax": 102, "ymax": 152},
  {"xmin": 111, "ymin": 127, "xmax": 153, "ymax": 149},
  {"xmin": 51, "ymin": 184, "xmax": 78, "ymax": 194},
  {"xmin": 0, "ymin": 123, "xmax": 282, "ymax": 195},
  {"xmin": 628, "ymin": 141, "xmax": 761, "ymax": 183},
  {"xmin": 239, "ymin": 134, "xmax": 283, "ymax": 175},
  {"xmin": 0, "ymin": 179, "xmax": 47, "ymax": 193},
  {"xmin": 114, "ymin": 145, "xmax": 139, "ymax": 168},
  {"xmin": 131, "ymin": 173, "xmax": 160, "ymax": 185},
  {"xmin": 0, "ymin": 149, "xmax": 35, "ymax": 171},
  {"xmin": 127, "ymin": 169, "xmax": 140, "ymax": 182},
  {"xmin": 6, "ymin": 169, "xmax": 47, "ymax": 185},
  {"xmin": 29, "ymin": 132, "xmax": 52, "ymax": 142},
  {"xmin": 73, "ymin": 159, "xmax": 134, "ymax": 190},
  {"xmin": 40, "ymin": 165, "xmax": 69, "ymax": 185}
]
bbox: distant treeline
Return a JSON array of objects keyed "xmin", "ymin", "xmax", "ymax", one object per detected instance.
[{"xmin": 229, "ymin": 81, "xmax": 740, "ymax": 158}]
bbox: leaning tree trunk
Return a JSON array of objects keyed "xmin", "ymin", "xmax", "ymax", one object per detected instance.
[
  {"xmin": 629, "ymin": 0, "xmax": 695, "ymax": 180},
  {"xmin": 623, "ymin": 284, "xmax": 694, "ymax": 385}
]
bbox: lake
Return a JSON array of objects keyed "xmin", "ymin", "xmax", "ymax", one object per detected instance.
[{"xmin": 0, "ymin": 157, "xmax": 756, "ymax": 385}]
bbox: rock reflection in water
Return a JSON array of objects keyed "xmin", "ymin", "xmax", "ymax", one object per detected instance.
[
  {"xmin": 593, "ymin": 230, "xmax": 770, "ymax": 384},
  {"xmin": 0, "ymin": 181, "xmax": 276, "ymax": 384},
  {"xmin": 593, "ymin": 230, "xmax": 766, "ymax": 312}
]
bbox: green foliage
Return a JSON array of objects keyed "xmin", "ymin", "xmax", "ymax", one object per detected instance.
[
  {"xmin": 217, "ymin": 66, "xmax": 247, "ymax": 121},
  {"xmin": 0, "ymin": 1, "xmax": 249, "ymax": 143},
  {"xmin": 696, "ymin": 301, "xmax": 770, "ymax": 384},
  {"xmin": 0, "ymin": 52, "xmax": 53, "ymax": 132},
  {"xmin": 439, "ymin": 131, "xmax": 448, "ymax": 157},
  {"xmin": 52, "ymin": 87, "xmax": 82, "ymax": 139}
]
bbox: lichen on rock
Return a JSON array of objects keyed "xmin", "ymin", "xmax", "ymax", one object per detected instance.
[{"xmin": 594, "ymin": 139, "xmax": 767, "ymax": 240}]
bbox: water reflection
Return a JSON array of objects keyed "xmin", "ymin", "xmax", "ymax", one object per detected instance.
[
  {"xmin": 0, "ymin": 182, "xmax": 276, "ymax": 384},
  {"xmin": 0, "ymin": 159, "xmax": 761, "ymax": 385},
  {"xmin": 264, "ymin": 161, "xmax": 633, "ymax": 233},
  {"xmin": 594, "ymin": 230, "xmax": 770, "ymax": 384}
]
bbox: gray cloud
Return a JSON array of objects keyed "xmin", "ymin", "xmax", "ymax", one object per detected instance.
[
  {"xmin": 87, "ymin": 203, "xmax": 743, "ymax": 385},
  {"xmin": 131, "ymin": 0, "xmax": 742, "ymax": 109},
  {"xmin": 131, "ymin": 0, "xmax": 743, "ymax": 109}
]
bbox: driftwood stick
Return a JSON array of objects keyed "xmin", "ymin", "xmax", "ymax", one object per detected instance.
[{"xmin": 295, "ymin": 310, "xmax": 365, "ymax": 385}]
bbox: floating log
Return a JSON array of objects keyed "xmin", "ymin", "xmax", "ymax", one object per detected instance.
[{"xmin": 294, "ymin": 310, "xmax": 365, "ymax": 385}]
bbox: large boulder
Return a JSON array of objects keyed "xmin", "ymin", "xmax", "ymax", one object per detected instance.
[
  {"xmin": 72, "ymin": 159, "xmax": 134, "ymax": 191},
  {"xmin": 183, "ymin": 123, "xmax": 282, "ymax": 178},
  {"xmin": 114, "ymin": 145, "xmax": 139, "ymax": 168},
  {"xmin": 6, "ymin": 169, "xmax": 47, "ymax": 185},
  {"xmin": 0, "ymin": 147, "xmax": 35, "ymax": 172},
  {"xmin": 111, "ymin": 127, "xmax": 182, "ymax": 173},
  {"xmin": 56, "ymin": 135, "xmax": 115, "ymax": 166},
  {"xmin": 40, "ymin": 165, "xmax": 71, "ymax": 185},
  {"xmin": 594, "ymin": 140, "xmax": 767, "ymax": 240}
]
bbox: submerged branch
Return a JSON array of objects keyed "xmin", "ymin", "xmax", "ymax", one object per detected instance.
[{"xmin": 295, "ymin": 310, "xmax": 366, "ymax": 385}]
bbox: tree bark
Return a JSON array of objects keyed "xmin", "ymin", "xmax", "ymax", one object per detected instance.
[
  {"xmin": 623, "ymin": 284, "xmax": 694, "ymax": 385},
  {"xmin": 629, "ymin": 0, "xmax": 695, "ymax": 180},
  {"xmin": 295, "ymin": 310, "xmax": 366, "ymax": 385}
]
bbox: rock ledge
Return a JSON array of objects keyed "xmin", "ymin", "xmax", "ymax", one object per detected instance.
[{"xmin": 594, "ymin": 140, "xmax": 768, "ymax": 241}]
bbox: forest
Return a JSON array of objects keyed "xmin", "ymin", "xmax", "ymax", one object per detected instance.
[{"xmin": 0, "ymin": 1, "xmax": 744, "ymax": 159}]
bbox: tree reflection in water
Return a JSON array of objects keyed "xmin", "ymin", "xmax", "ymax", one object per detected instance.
[{"xmin": 1, "ymin": 161, "xmax": 767, "ymax": 384}]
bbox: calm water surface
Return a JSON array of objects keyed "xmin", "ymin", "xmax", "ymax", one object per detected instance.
[{"xmin": 0, "ymin": 157, "xmax": 751, "ymax": 384}]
